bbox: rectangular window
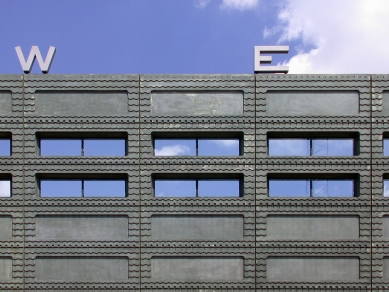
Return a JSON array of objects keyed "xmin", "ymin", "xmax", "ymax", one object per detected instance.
[
  {"xmin": 0, "ymin": 138, "xmax": 11, "ymax": 156},
  {"xmin": 268, "ymin": 138, "xmax": 354, "ymax": 156},
  {"xmin": 268, "ymin": 179, "xmax": 355, "ymax": 197},
  {"xmin": 154, "ymin": 138, "xmax": 240, "ymax": 156},
  {"xmin": 384, "ymin": 139, "xmax": 389, "ymax": 156},
  {"xmin": 0, "ymin": 180, "xmax": 11, "ymax": 197},
  {"xmin": 154, "ymin": 178, "xmax": 241, "ymax": 197},
  {"xmin": 37, "ymin": 132, "xmax": 127, "ymax": 156},
  {"xmin": 384, "ymin": 179, "xmax": 389, "ymax": 197},
  {"xmin": 40, "ymin": 179, "xmax": 126, "ymax": 197}
]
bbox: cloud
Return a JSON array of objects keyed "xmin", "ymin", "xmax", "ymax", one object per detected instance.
[
  {"xmin": 220, "ymin": 0, "xmax": 259, "ymax": 10},
  {"xmin": 194, "ymin": 0, "xmax": 211, "ymax": 9},
  {"xmin": 211, "ymin": 139, "xmax": 239, "ymax": 147},
  {"xmin": 155, "ymin": 144, "xmax": 191, "ymax": 156},
  {"xmin": 0, "ymin": 181, "xmax": 10, "ymax": 197},
  {"xmin": 272, "ymin": 0, "xmax": 389, "ymax": 73}
]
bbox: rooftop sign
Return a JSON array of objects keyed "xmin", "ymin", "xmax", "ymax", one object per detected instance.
[
  {"xmin": 254, "ymin": 46, "xmax": 289, "ymax": 74},
  {"xmin": 15, "ymin": 46, "xmax": 56, "ymax": 74}
]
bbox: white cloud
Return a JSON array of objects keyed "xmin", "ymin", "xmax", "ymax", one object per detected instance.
[
  {"xmin": 155, "ymin": 144, "xmax": 191, "ymax": 156},
  {"xmin": 211, "ymin": 139, "xmax": 239, "ymax": 147},
  {"xmin": 273, "ymin": 0, "xmax": 389, "ymax": 73},
  {"xmin": 0, "ymin": 181, "xmax": 10, "ymax": 197},
  {"xmin": 221, "ymin": 0, "xmax": 259, "ymax": 10},
  {"xmin": 195, "ymin": 0, "xmax": 211, "ymax": 9}
]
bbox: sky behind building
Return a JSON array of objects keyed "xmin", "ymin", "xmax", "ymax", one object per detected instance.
[{"xmin": 1, "ymin": 0, "xmax": 389, "ymax": 74}]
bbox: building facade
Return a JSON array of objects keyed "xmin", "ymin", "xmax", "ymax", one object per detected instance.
[{"xmin": 0, "ymin": 74, "xmax": 386, "ymax": 291}]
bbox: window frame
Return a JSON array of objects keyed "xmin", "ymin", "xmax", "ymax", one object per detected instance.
[
  {"xmin": 152, "ymin": 131, "xmax": 244, "ymax": 156},
  {"xmin": 36, "ymin": 132, "xmax": 128, "ymax": 156},
  {"xmin": 37, "ymin": 174, "xmax": 128, "ymax": 198},
  {"xmin": 0, "ymin": 132, "xmax": 12, "ymax": 157},
  {"xmin": 267, "ymin": 131, "xmax": 359, "ymax": 156},
  {"xmin": 267, "ymin": 173, "xmax": 359, "ymax": 198},
  {"xmin": 0, "ymin": 175, "xmax": 12, "ymax": 198},
  {"xmin": 153, "ymin": 173, "xmax": 244, "ymax": 198}
]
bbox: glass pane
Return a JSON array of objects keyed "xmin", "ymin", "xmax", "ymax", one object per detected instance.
[
  {"xmin": 154, "ymin": 139, "xmax": 196, "ymax": 156},
  {"xmin": 40, "ymin": 180, "xmax": 82, "ymax": 197},
  {"xmin": 312, "ymin": 180, "xmax": 354, "ymax": 197},
  {"xmin": 84, "ymin": 139, "xmax": 126, "ymax": 156},
  {"xmin": 40, "ymin": 139, "xmax": 81, "ymax": 156},
  {"xmin": 384, "ymin": 139, "xmax": 389, "ymax": 156},
  {"xmin": 268, "ymin": 179, "xmax": 310, "ymax": 197},
  {"xmin": 268, "ymin": 139, "xmax": 309, "ymax": 156},
  {"xmin": 312, "ymin": 139, "xmax": 353, "ymax": 156},
  {"xmin": 384, "ymin": 180, "xmax": 389, "ymax": 197},
  {"xmin": 154, "ymin": 180, "xmax": 196, "ymax": 197},
  {"xmin": 0, "ymin": 180, "xmax": 11, "ymax": 197},
  {"xmin": 0, "ymin": 139, "xmax": 11, "ymax": 156},
  {"xmin": 84, "ymin": 180, "xmax": 126, "ymax": 197},
  {"xmin": 198, "ymin": 139, "xmax": 240, "ymax": 156},
  {"xmin": 198, "ymin": 180, "xmax": 240, "ymax": 197}
]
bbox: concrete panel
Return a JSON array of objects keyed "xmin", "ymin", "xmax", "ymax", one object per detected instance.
[
  {"xmin": 267, "ymin": 257, "xmax": 359, "ymax": 281},
  {"xmin": 383, "ymin": 257, "xmax": 389, "ymax": 279},
  {"xmin": 34, "ymin": 91, "xmax": 128, "ymax": 115},
  {"xmin": 0, "ymin": 258, "xmax": 12, "ymax": 280},
  {"xmin": 151, "ymin": 215, "xmax": 244, "ymax": 240},
  {"xmin": 0, "ymin": 91, "xmax": 12, "ymax": 114},
  {"xmin": 151, "ymin": 257, "xmax": 244, "ymax": 281},
  {"xmin": 0, "ymin": 216, "xmax": 12, "ymax": 240},
  {"xmin": 266, "ymin": 91, "xmax": 359, "ymax": 116},
  {"xmin": 381, "ymin": 216, "xmax": 389, "ymax": 238},
  {"xmin": 151, "ymin": 91, "xmax": 243, "ymax": 116},
  {"xmin": 382, "ymin": 92, "xmax": 389, "ymax": 114},
  {"xmin": 36, "ymin": 256, "xmax": 128, "ymax": 281},
  {"xmin": 36, "ymin": 215, "xmax": 128, "ymax": 240},
  {"xmin": 267, "ymin": 215, "xmax": 359, "ymax": 240}
]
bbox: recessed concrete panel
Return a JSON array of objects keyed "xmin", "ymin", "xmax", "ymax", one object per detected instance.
[
  {"xmin": 383, "ymin": 257, "xmax": 389, "ymax": 279},
  {"xmin": 267, "ymin": 215, "xmax": 359, "ymax": 240},
  {"xmin": 36, "ymin": 256, "xmax": 128, "ymax": 282},
  {"xmin": 34, "ymin": 91, "xmax": 128, "ymax": 115},
  {"xmin": 267, "ymin": 257, "xmax": 359, "ymax": 282},
  {"xmin": 382, "ymin": 216, "xmax": 389, "ymax": 238},
  {"xmin": 151, "ymin": 215, "xmax": 243, "ymax": 240},
  {"xmin": 266, "ymin": 91, "xmax": 359, "ymax": 116},
  {"xmin": 36, "ymin": 215, "xmax": 128, "ymax": 240},
  {"xmin": 151, "ymin": 91, "xmax": 244, "ymax": 116},
  {"xmin": 151, "ymin": 257, "xmax": 244, "ymax": 281},
  {"xmin": 0, "ymin": 91, "xmax": 12, "ymax": 114},
  {"xmin": 0, "ymin": 257, "xmax": 12, "ymax": 280},
  {"xmin": 0, "ymin": 216, "xmax": 12, "ymax": 240}
]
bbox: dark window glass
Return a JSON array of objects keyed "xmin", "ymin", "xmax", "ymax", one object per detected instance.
[
  {"xmin": 40, "ymin": 179, "xmax": 126, "ymax": 197},
  {"xmin": 40, "ymin": 138, "xmax": 125, "ymax": 156},
  {"xmin": 154, "ymin": 138, "xmax": 240, "ymax": 156},
  {"xmin": 0, "ymin": 139, "xmax": 11, "ymax": 156},
  {"xmin": 269, "ymin": 179, "xmax": 354, "ymax": 197},
  {"xmin": 0, "ymin": 180, "xmax": 11, "ymax": 197},
  {"xmin": 154, "ymin": 179, "xmax": 241, "ymax": 197},
  {"xmin": 269, "ymin": 138, "xmax": 354, "ymax": 156}
]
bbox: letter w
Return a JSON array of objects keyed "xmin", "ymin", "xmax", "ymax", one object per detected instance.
[{"xmin": 15, "ymin": 46, "xmax": 56, "ymax": 74}]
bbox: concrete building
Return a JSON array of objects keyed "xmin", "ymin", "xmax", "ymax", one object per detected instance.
[{"xmin": 0, "ymin": 73, "xmax": 386, "ymax": 291}]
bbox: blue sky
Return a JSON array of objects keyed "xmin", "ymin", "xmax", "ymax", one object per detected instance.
[{"xmin": 1, "ymin": 0, "xmax": 388, "ymax": 74}]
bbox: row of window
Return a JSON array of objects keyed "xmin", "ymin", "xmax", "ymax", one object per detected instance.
[
  {"xmin": 0, "ymin": 177, "xmax": 388, "ymax": 198},
  {"xmin": 0, "ymin": 137, "xmax": 368, "ymax": 156}
]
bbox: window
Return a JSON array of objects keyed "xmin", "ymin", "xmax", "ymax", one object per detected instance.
[
  {"xmin": 40, "ymin": 178, "xmax": 126, "ymax": 197},
  {"xmin": 154, "ymin": 176, "xmax": 242, "ymax": 197},
  {"xmin": 0, "ymin": 180, "xmax": 11, "ymax": 197},
  {"xmin": 384, "ymin": 138, "xmax": 389, "ymax": 156},
  {"xmin": 0, "ymin": 135, "xmax": 11, "ymax": 156},
  {"xmin": 37, "ymin": 132, "xmax": 127, "ymax": 156},
  {"xmin": 153, "ymin": 132, "xmax": 242, "ymax": 156},
  {"xmin": 268, "ymin": 138, "xmax": 354, "ymax": 156},
  {"xmin": 268, "ymin": 178, "xmax": 355, "ymax": 197}
]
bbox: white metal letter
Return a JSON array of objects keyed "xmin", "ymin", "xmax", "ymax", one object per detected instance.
[
  {"xmin": 15, "ymin": 46, "xmax": 56, "ymax": 74},
  {"xmin": 254, "ymin": 46, "xmax": 289, "ymax": 73}
]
